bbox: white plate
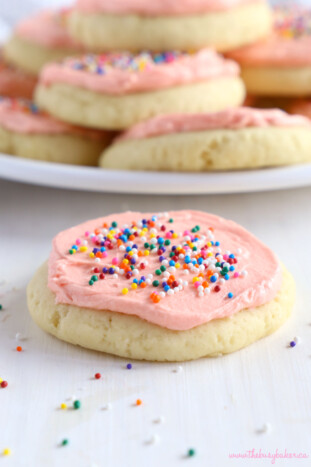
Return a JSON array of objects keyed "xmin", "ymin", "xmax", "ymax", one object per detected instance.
[{"xmin": 1, "ymin": 153, "xmax": 311, "ymax": 194}]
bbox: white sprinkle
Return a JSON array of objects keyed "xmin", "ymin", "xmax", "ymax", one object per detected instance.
[
  {"xmin": 259, "ymin": 422, "xmax": 272, "ymax": 434},
  {"xmin": 15, "ymin": 332, "xmax": 23, "ymax": 341},
  {"xmin": 119, "ymin": 269, "xmax": 124, "ymax": 275},
  {"xmin": 132, "ymin": 269, "xmax": 139, "ymax": 276},
  {"xmin": 241, "ymin": 270, "xmax": 248, "ymax": 277},
  {"xmin": 148, "ymin": 434, "xmax": 160, "ymax": 445},
  {"xmin": 168, "ymin": 267, "xmax": 176, "ymax": 274},
  {"xmin": 147, "ymin": 273, "xmax": 153, "ymax": 279},
  {"xmin": 119, "ymin": 245, "xmax": 125, "ymax": 251},
  {"xmin": 219, "ymin": 278, "xmax": 225, "ymax": 285},
  {"xmin": 114, "ymin": 267, "xmax": 120, "ymax": 273},
  {"xmin": 183, "ymin": 281, "xmax": 189, "ymax": 287},
  {"xmin": 294, "ymin": 336, "xmax": 301, "ymax": 344},
  {"xmin": 95, "ymin": 258, "xmax": 100, "ymax": 263},
  {"xmin": 204, "ymin": 288, "xmax": 210, "ymax": 295},
  {"xmin": 162, "ymin": 260, "xmax": 169, "ymax": 266},
  {"xmin": 173, "ymin": 366, "xmax": 183, "ymax": 373},
  {"xmin": 154, "ymin": 416, "xmax": 166, "ymax": 424},
  {"xmin": 167, "ymin": 289, "xmax": 174, "ymax": 296},
  {"xmin": 237, "ymin": 248, "xmax": 242, "ymax": 254},
  {"xmin": 159, "ymin": 292, "xmax": 165, "ymax": 298},
  {"xmin": 113, "ymin": 274, "xmax": 118, "ymax": 279},
  {"xmin": 184, "ymin": 269, "xmax": 190, "ymax": 275},
  {"xmin": 198, "ymin": 292, "xmax": 204, "ymax": 297},
  {"xmin": 198, "ymin": 286, "xmax": 204, "ymax": 293},
  {"xmin": 103, "ymin": 403, "xmax": 112, "ymax": 411},
  {"xmin": 146, "ymin": 279, "xmax": 152, "ymax": 285}
]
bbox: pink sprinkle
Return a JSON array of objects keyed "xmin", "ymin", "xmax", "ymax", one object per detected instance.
[
  {"xmin": 112, "ymin": 257, "xmax": 118, "ymax": 265},
  {"xmin": 85, "ymin": 231, "xmax": 90, "ymax": 237},
  {"xmin": 76, "ymin": 239, "xmax": 81, "ymax": 245},
  {"xmin": 184, "ymin": 230, "xmax": 190, "ymax": 236},
  {"xmin": 194, "ymin": 281, "xmax": 201, "ymax": 288},
  {"xmin": 102, "ymin": 251, "xmax": 108, "ymax": 258},
  {"xmin": 223, "ymin": 255, "xmax": 229, "ymax": 261},
  {"xmin": 165, "ymin": 232, "xmax": 172, "ymax": 239},
  {"xmin": 234, "ymin": 272, "xmax": 239, "ymax": 278}
]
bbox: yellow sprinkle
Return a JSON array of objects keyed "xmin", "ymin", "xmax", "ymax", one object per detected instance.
[
  {"xmin": 89, "ymin": 252, "xmax": 95, "ymax": 258},
  {"xmin": 192, "ymin": 277, "xmax": 199, "ymax": 283},
  {"xmin": 0, "ymin": 378, "xmax": 2, "ymax": 384},
  {"xmin": 123, "ymin": 259, "xmax": 129, "ymax": 265},
  {"xmin": 139, "ymin": 232, "xmax": 145, "ymax": 237},
  {"xmin": 207, "ymin": 252, "xmax": 213, "ymax": 257},
  {"xmin": 80, "ymin": 246, "xmax": 88, "ymax": 252},
  {"xmin": 189, "ymin": 243, "xmax": 194, "ymax": 248},
  {"xmin": 131, "ymin": 283, "xmax": 138, "ymax": 290},
  {"xmin": 150, "ymin": 233, "xmax": 156, "ymax": 238},
  {"xmin": 172, "ymin": 233, "xmax": 178, "ymax": 239},
  {"xmin": 3, "ymin": 448, "xmax": 11, "ymax": 456},
  {"xmin": 128, "ymin": 251, "xmax": 134, "ymax": 257},
  {"xmin": 175, "ymin": 263, "xmax": 180, "ymax": 269},
  {"xmin": 144, "ymin": 251, "xmax": 150, "ymax": 256},
  {"xmin": 107, "ymin": 234, "xmax": 113, "ymax": 240},
  {"xmin": 61, "ymin": 403, "xmax": 67, "ymax": 410},
  {"xmin": 207, "ymin": 242, "xmax": 212, "ymax": 247},
  {"xmin": 122, "ymin": 288, "xmax": 129, "ymax": 295}
]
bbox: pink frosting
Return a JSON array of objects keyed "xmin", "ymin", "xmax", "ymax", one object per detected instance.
[
  {"xmin": 0, "ymin": 98, "xmax": 106, "ymax": 139},
  {"xmin": 117, "ymin": 107, "xmax": 311, "ymax": 141},
  {"xmin": 74, "ymin": 0, "xmax": 260, "ymax": 15},
  {"xmin": 0, "ymin": 54, "xmax": 37, "ymax": 99},
  {"xmin": 15, "ymin": 10, "xmax": 83, "ymax": 50},
  {"xmin": 289, "ymin": 100, "xmax": 311, "ymax": 120},
  {"xmin": 228, "ymin": 36, "xmax": 311, "ymax": 67},
  {"xmin": 48, "ymin": 211, "xmax": 282, "ymax": 331},
  {"xmin": 39, "ymin": 49, "xmax": 240, "ymax": 96}
]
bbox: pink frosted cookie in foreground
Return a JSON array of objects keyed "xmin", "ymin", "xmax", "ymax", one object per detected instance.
[
  {"xmin": 3, "ymin": 10, "xmax": 83, "ymax": 75},
  {"xmin": 27, "ymin": 210, "xmax": 295, "ymax": 361},
  {"xmin": 0, "ymin": 98, "xmax": 111, "ymax": 165},
  {"xmin": 100, "ymin": 107, "xmax": 311, "ymax": 171},
  {"xmin": 228, "ymin": 6, "xmax": 311, "ymax": 96},
  {"xmin": 67, "ymin": 0, "xmax": 272, "ymax": 52},
  {"xmin": 35, "ymin": 50, "xmax": 245, "ymax": 130},
  {"xmin": 0, "ymin": 52, "xmax": 37, "ymax": 99}
]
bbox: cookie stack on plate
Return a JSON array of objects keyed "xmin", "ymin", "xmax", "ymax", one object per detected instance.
[{"xmin": 1, "ymin": 0, "xmax": 311, "ymax": 170}]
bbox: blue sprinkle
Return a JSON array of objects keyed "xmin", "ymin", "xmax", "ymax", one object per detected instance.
[
  {"xmin": 224, "ymin": 274, "xmax": 230, "ymax": 281},
  {"xmin": 228, "ymin": 292, "xmax": 233, "ymax": 299},
  {"xmin": 210, "ymin": 275, "xmax": 217, "ymax": 283}
]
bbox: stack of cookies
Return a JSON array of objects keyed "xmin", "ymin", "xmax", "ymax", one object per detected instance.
[{"xmin": 1, "ymin": 0, "xmax": 311, "ymax": 170}]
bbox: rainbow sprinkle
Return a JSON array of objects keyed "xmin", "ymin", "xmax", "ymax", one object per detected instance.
[
  {"xmin": 67, "ymin": 214, "xmax": 244, "ymax": 305},
  {"xmin": 273, "ymin": 4, "xmax": 311, "ymax": 39},
  {"xmin": 0, "ymin": 97, "xmax": 40, "ymax": 115},
  {"xmin": 62, "ymin": 51, "xmax": 189, "ymax": 75}
]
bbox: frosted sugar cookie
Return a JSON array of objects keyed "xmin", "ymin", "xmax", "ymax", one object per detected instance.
[
  {"xmin": 35, "ymin": 50, "xmax": 245, "ymax": 130},
  {"xmin": 0, "ymin": 98, "xmax": 110, "ymax": 165},
  {"xmin": 99, "ymin": 107, "xmax": 311, "ymax": 171},
  {"xmin": 0, "ymin": 52, "xmax": 37, "ymax": 99},
  {"xmin": 228, "ymin": 7, "xmax": 311, "ymax": 96},
  {"xmin": 67, "ymin": 0, "xmax": 272, "ymax": 52},
  {"xmin": 27, "ymin": 211, "xmax": 295, "ymax": 361},
  {"xmin": 3, "ymin": 10, "xmax": 83, "ymax": 75}
]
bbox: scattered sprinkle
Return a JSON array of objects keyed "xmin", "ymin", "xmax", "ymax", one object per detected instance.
[
  {"xmin": 61, "ymin": 439, "xmax": 69, "ymax": 447},
  {"xmin": 294, "ymin": 336, "xmax": 301, "ymax": 344},
  {"xmin": 16, "ymin": 346, "xmax": 22, "ymax": 352},
  {"xmin": 173, "ymin": 366, "xmax": 183, "ymax": 373},
  {"xmin": 94, "ymin": 373, "xmax": 101, "ymax": 380},
  {"xmin": 136, "ymin": 399, "xmax": 142, "ymax": 406},
  {"xmin": 147, "ymin": 434, "xmax": 160, "ymax": 445},
  {"xmin": 60, "ymin": 403, "xmax": 67, "ymax": 410},
  {"xmin": 1, "ymin": 381, "xmax": 8, "ymax": 389},
  {"xmin": 73, "ymin": 400, "xmax": 81, "ymax": 410},
  {"xmin": 126, "ymin": 363, "xmax": 132, "ymax": 370},
  {"xmin": 188, "ymin": 448, "xmax": 196, "ymax": 457},
  {"xmin": 2, "ymin": 448, "xmax": 11, "ymax": 456},
  {"xmin": 289, "ymin": 341, "xmax": 296, "ymax": 348},
  {"xmin": 154, "ymin": 416, "xmax": 166, "ymax": 424},
  {"xmin": 103, "ymin": 403, "xmax": 112, "ymax": 411}
]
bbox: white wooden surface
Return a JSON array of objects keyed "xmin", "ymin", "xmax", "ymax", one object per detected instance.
[{"xmin": 1, "ymin": 179, "xmax": 311, "ymax": 467}]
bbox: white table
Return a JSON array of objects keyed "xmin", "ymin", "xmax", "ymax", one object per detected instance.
[{"xmin": 1, "ymin": 178, "xmax": 310, "ymax": 467}]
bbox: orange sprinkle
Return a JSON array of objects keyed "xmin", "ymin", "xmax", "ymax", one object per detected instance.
[
  {"xmin": 16, "ymin": 346, "xmax": 22, "ymax": 352},
  {"xmin": 140, "ymin": 282, "xmax": 147, "ymax": 288},
  {"xmin": 102, "ymin": 223, "xmax": 108, "ymax": 228},
  {"xmin": 136, "ymin": 399, "xmax": 142, "ymax": 406},
  {"xmin": 95, "ymin": 252, "xmax": 102, "ymax": 258},
  {"xmin": 129, "ymin": 235, "xmax": 135, "ymax": 241}
]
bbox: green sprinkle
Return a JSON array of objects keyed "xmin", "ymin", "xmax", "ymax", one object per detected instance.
[
  {"xmin": 215, "ymin": 262, "xmax": 221, "ymax": 267},
  {"xmin": 155, "ymin": 269, "xmax": 161, "ymax": 276},
  {"xmin": 169, "ymin": 218, "xmax": 174, "ymax": 223},
  {"xmin": 164, "ymin": 240, "xmax": 171, "ymax": 246},
  {"xmin": 89, "ymin": 280, "xmax": 94, "ymax": 286},
  {"xmin": 111, "ymin": 222, "xmax": 117, "ymax": 228},
  {"xmin": 130, "ymin": 265, "xmax": 134, "ymax": 270},
  {"xmin": 188, "ymin": 449, "xmax": 196, "ymax": 457},
  {"xmin": 169, "ymin": 252, "xmax": 175, "ymax": 258},
  {"xmin": 192, "ymin": 246, "xmax": 197, "ymax": 251},
  {"xmin": 222, "ymin": 267, "xmax": 229, "ymax": 273},
  {"xmin": 0, "ymin": 305, "xmax": 2, "ymax": 311},
  {"xmin": 73, "ymin": 400, "xmax": 81, "ymax": 410},
  {"xmin": 196, "ymin": 225, "xmax": 200, "ymax": 231},
  {"xmin": 69, "ymin": 249, "xmax": 74, "ymax": 255},
  {"xmin": 91, "ymin": 275, "xmax": 98, "ymax": 282},
  {"xmin": 160, "ymin": 265, "xmax": 166, "ymax": 272},
  {"xmin": 152, "ymin": 280, "xmax": 160, "ymax": 287},
  {"xmin": 144, "ymin": 242, "xmax": 149, "ymax": 249},
  {"xmin": 61, "ymin": 439, "xmax": 69, "ymax": 447},
  {"xmin": 150, "ymin": 244, "xmax": 155, "ymax": 250}
]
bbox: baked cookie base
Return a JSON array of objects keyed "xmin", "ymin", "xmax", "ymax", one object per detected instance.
[
  {"xmin": 35, "ymin": 78, "xmax": 245, "ymax": 130},
  {"xmin": 99, "ymin": 127, "xmax": 311, "ymax": 171},
  {"xmin": 68, "ymin": 2, "xmax": 271, "ymax": 52},
  {"xmin": 0, "ymin": 126, "xmax": 109, "ymax": 166},
  {"xmin": 241, "ymin": 66, "xmax": 311, "ymax": 96},
  {"xmin": 3, "ymin": 35, "xmax": 79, "ymax": 75},
  {"xmin": 27, "ymin": 262, "xmax": 295, "ymax": 362}
]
